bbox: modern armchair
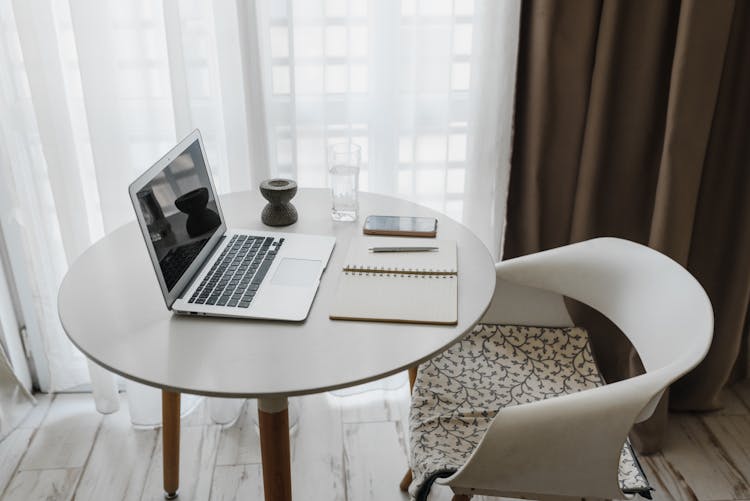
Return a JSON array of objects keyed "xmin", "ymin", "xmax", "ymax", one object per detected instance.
[{"xmin": 404, "ymin": 238, "xmax": 713, "ymax": 500}]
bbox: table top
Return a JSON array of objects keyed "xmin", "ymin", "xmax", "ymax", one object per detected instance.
[{"xmin": 58, "ymin": 189, "xmax": 496, "ymax": 398}]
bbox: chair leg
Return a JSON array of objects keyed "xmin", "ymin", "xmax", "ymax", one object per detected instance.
[
  {"xmin": 399, "ymin": 468, "xmax": 413, "ymax": 492},
  {"xmin": 407, "ymin": 365, "xmax": 418, "ymax": 390},
  {"xmin": 399, "ymin": 365, "xmax": 419, "ymax": 492}
]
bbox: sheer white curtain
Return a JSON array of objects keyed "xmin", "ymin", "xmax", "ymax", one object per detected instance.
[
  {"xmin": 256, "ymin": 0, "xmax": 519, "ymax": 253},
  {"xmin": 0, "ymin": 0, "xmax": 520, "ymax": 424}
]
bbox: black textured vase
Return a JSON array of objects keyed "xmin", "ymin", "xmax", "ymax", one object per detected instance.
[{"xmin": 260, "ymin": 178, "xmax": 298, "ymax": 226}]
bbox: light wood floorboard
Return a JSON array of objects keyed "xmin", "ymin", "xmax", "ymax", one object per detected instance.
[
  {"xmin": 74, "ymin": 399, "xmax": 158, "ymax": 501},
  {"xmin": 639, "ymin": 453, "xmax": 699, "ymax": 501},
  {"xmin": 18, "ymin": 393, "xmax": 52, "ymax": 429},
  {"xmin": 1, "ymin": 379, "xmax": 749, "ymax": 500},
  {"xmin": 19, "ymin": 394, "xmax": 102, "ymax": 471},
  {"xmin": 0, "ymin": 427, "xmax": 34, "ymax": 495},
  {"xmin": 701, "ymin": 415, "xmax": 750, "ymax": 497},
  {"xmin": 290, "ymin": 393, "xmax": 347, "ymax": 501},
  {"xmin": 343, "ymin": 421, "xmax": 409, "ymax": 501},
  {"xmin": 209, "ymin": 464, "xmax": 263, "ymax": 500},
  {"xmin": 2, "ymin": 468, "xmax": 79, "ymax": 501},
  {"xmin": 140, "ymin": 425, "xmax": 220, "ymax": 501},
  {"xmin": 660, "ymin": 415, "xmax": 746, "ymax": 500},
  {"xmin": 215, "ymin": 400, "xmax": 261, "ymax": 466}
]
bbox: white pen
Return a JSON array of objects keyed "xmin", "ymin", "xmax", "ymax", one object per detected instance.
[{"xmin": 368, "ymin": 246, "xmax": 439, "ymax": 253}]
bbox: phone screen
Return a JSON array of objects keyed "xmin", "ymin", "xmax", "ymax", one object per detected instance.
[{"xmin": 364, "ymin": 216, "xmax": 437, "ymax": 233}]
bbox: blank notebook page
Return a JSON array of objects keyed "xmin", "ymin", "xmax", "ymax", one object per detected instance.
[{"xmin": 329, "ymin": 273, "xmax": 457, "ymax": 325}]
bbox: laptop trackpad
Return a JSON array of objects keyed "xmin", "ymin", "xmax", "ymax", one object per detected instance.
[{"xmin": 271, "ymin": 258, "xmax": 322, "ymax": 287}]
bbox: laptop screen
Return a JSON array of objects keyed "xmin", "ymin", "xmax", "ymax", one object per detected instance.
[{"xmin": 134, "ymin": 139, "xmax": 222, "ymax": 292}]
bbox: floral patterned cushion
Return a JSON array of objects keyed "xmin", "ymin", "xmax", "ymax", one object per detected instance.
[{"xmin": 408, "ymin": 324, "xmax": 652, "ymax": 500}]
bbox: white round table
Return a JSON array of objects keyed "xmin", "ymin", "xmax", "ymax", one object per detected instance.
[{"xmin": 58, "ymin": 188, "xmax": 496, "ymax": 501}]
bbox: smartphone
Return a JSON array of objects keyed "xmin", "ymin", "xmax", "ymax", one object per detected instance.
[{"xmin": 363, "ymin": 215, "xmax": 438, "ymax": 237}]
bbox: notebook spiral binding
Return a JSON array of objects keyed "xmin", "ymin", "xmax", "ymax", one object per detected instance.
[
  {"xmin": 343, "ymin": 271, "xmax": 455, "ymax": 278},
  {"xmin": 343, "ymin": 264, "xmax": 455, "ymax": 275}
]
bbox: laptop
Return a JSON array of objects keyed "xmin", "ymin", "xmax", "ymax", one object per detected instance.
[{"xmin": 129, "ymin": 130, "xmax": 335, "ymax": 321}]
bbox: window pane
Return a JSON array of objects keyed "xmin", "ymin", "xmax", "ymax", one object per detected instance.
[
  {"xmin": 272, "ymin": 66, "xmax": 291, "ymax": 94},
  {"xmin": 325, "ymin": 26, "xmax": 347, "ymax": 57},
  {"xmin": 270, "ymin": 27, "xmax": 290, "ymax": 58},
  {"xmin": 326, "ymin": 65, "xmax": 348, "ymax": 93},
  {"xmin": 416, "ymin": 169, "xmax": 445, "ymax": 195},
  {"xmin": 416, "ymin": 135, "xmax": 447, "ymax": 163},
  {"xmin": 294, "ymin": 27, "xmax": 323, "ymax": 58}
]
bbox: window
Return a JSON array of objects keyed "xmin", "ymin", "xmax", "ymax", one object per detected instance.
[{"xmin": 260, "ymin": 0, "xmax": 477, "ymax": 220}]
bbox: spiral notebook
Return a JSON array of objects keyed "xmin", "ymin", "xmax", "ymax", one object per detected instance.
[{"xmin": 329, "ymin": 237, "xmax": 457, "ymax": 325}]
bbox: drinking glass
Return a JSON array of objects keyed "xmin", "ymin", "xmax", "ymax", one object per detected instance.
[{"xmin": 328, "ymin": 142, "xmax": 361, "ymax": 221}]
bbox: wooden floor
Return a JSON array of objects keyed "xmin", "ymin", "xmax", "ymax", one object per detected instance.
[{"xmin": 1, "ymin": 375, "xmax": 749, "ymax": 501}]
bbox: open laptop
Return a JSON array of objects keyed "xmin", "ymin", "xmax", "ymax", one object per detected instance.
[{"xmin": 129, "ymin": 130, "xmax": 335, "ymax": 321}]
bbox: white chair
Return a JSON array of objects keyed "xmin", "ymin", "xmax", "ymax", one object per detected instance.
[{"xmin": 405, "ymin": 238, "xmax": 713, "ymax": 500}]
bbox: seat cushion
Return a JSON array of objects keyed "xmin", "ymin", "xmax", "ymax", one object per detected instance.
[{"xmin": 408, "ymin": 324, "xmax": 652, "ymax": 500}]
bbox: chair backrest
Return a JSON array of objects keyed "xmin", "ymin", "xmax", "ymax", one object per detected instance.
[{"xmin": 493, "ymin": 237, "xmax": 713, "ymax": 380}]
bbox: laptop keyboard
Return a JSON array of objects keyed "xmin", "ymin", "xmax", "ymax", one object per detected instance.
[{"xmin": 188, "ymin": 235, "xmax": 284, "ymax": 308}]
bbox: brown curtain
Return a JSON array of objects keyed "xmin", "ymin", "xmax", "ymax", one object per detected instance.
[{"xmin": 504, "ymin": 0, "xmax": 750, "ymax": 453}]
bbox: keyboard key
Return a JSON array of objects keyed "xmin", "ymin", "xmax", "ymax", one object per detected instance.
[{"xmin": 191, "ymin": 233, "xmax": 283, "ymax": 310}]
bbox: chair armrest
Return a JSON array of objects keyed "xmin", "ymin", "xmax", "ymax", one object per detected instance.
[{"xmin": 442, "ymin": 374, "xmax": 663, "ymax": 499}]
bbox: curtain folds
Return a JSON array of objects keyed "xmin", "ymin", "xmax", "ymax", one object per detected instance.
[{"xmin": 505, "ymin": 0, "xmax": 750, "ymax": 452}]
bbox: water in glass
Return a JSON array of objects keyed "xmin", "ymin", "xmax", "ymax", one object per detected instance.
[
  {"xmin": 328, "ymin": 142, "xmax": 361, "ymax": 221},
  {"xmin": 330, "ymin": 164, "xmax": 359, "ymax": 221}
]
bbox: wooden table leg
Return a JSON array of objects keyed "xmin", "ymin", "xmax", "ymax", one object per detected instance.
[
  {"xmin": 162, "ymin": 390, "xmax": 181, "ymax": 499},
  {"xmin": 400, "ymin": 365, "xmax": 419, "ymax": 492},
  {"xmin": 258, "ymin": 397, "xmax": 292, "ymax": 501}
]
